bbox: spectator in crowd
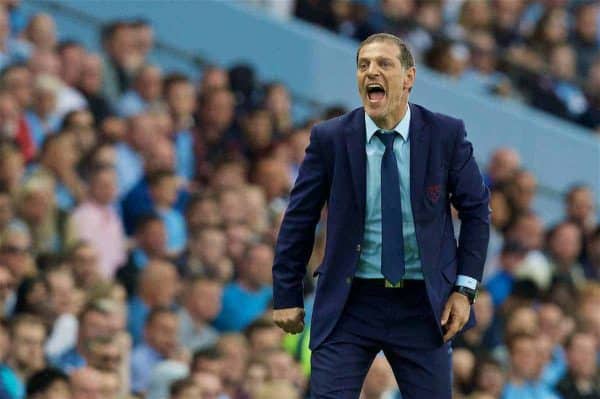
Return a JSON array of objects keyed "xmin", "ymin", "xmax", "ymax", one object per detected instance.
[
  {"xmin": 65, "ymin": 242, "xmax": 104, "ymax": 290},
  {"xmin": 178, "ymin": 276, "xmax": 221, "ymax": 353},
  {"xmin": 0, "ymin": 7, "xmax": 30, "ymax": 70},
  {"xmin": 116, "ymin": 214, "xmax": 168, "ymax": 298},
  {"xmin": 126, "ymin": 259, "xmax": 179, "ymax": 345},
  {"xmin": 0, "ymin": 143, "xmax": 25, "ymax": 197},
  {"xmin": 43, "ymin": 266, "xmax": 79, "ymax": 361},
  {"xmin": 546, "ymin": 222, "xmax": 586, "ymax": 287},
  {"xmin": 100, "ymin": 21, "xmax": 141, "ymax": 104},
  {"xmin": 54, "ymin": 298, "xmax": 121, "ymax": 372},
  {"xmin": 176, "ymin": 226, "xmax": 230, "ymax": 280},
  {"xmin": 121, "ymin": 134, "xmax": 188, "ymax": 236},
  {"xmin": 56, "ymin": 41, "xmax": 84, "ymax": 92},
  {"xmin": 580, "ymin": 58, "xmax": 600, "ymax": 132},
  {"xmin": 565, "ymin": 185, "xmax": 597, "ymax": 240},
  {"xmin": 114, "ymin": 113, "xmax": 152, "ymax": 197},
  {"xmin": 486, "ymin": 241, "xmax": 529, "ymax": 308},
  {"xmin": 571, "ymin": 2, "xmax": 599, "ymax": 79},
  {"xmin": 26, "ymin": 73, "xmax": 61, "ymax": 147},
  {"xmin": 66, "ymin": 166, "xmax": 126, "ymax": 278},
  {"xmin": 0, "ymin": 265, "xmax": 14, "ymax": 318},
  {"xmin": 26, "ymin": 131, "xmax": 85, "ymax": 211},
  {"xmin": 23, "ymin": 14, "xmax": 56, "ymax": 53},
  {"xmin": 213, "ymin": 241, "xmax": 273, "ymax": 332},
  {"xmin": 130, "ymin": 307, "xmax": 182, "ymax": 396},
  {"xmin": 0, "ymin": 226, "xmax": 35, "ymax": 287},
  {"xmin": 163, "ymin": 73, "xmax": 196, "ymax": 182},
  {"xmin": 0, "ymin": 314, "xmax": 47, "ymax": 399},
  {"xmin": 502, "ymin": 332, "xmax": 560, "ymax": 399},
  {"xmin": 77, "ymin": 53, "xmax": 111, "ymax": 124},
  {"xmin": 116, "ymin": 64, "xmax": 162, "ymax": 118},
  {"xmin": 556, "ymin": 329, "xmax": 600, "ymax": 399},
  {"xmin": 472, "ymin": 356, "xmax": 506, "ymax": 398},
  {"xmin": 147, "ymin": 169, "xmax": 187, "ymax": 255},
  {"xmin": 263, "ymin": 82, "xmax": 292, "ymax": 137},
  {"xmin": 0, "ymin": 90, "xmax": 35, "ymax": 163},
  {"xmin": 193, "ymin": 88, "xmax": 239, "ymax": 183}
]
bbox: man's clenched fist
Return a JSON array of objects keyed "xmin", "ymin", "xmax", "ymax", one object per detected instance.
[{"xmin": 273, "ymin": 307, "xmax": 305, "ymax": 334}]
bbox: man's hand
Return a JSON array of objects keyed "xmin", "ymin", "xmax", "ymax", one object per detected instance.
[
  {"xmin": 273, "ymin": 307, "xmax": 305, "ymax": 334},
  {"xmin": 441, "ymin": 292, "xmax": 471, "ymax": 342}
]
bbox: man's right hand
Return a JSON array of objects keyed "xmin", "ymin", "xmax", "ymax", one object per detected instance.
[{"xmin": 273, "ymin": 307, "xmax": 305, "ymax": 334}]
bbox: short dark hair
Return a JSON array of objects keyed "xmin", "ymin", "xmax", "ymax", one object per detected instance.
[
  {"xmin": 506, "ymin": 331, "xmax": 536, "ymax": 353},
  {"xmin": 135, "ymin": 213, "xmax": 163, "ymax": 234},
  {"xmin": 565, "ymin": 183, "xmax": 590, "ymax": 203},
  {"xmin": 356, "ymin": 33, "xmax": 415, "ymax": 69},
  {"xmin": 147, "ymin": 169, "xmax": 176, "ymax": 188},
  {"xmin": 244, "ymin": 317, "xmax": 277, "ymax": 339},
  {"xmin": 145, "ymin": 306, "xmax": 176, "ymax": 326},
  {"xmin": 564, "ymin": 329, "xmax": 596, "ymax": 350},
  {"xmin": 163, "ymin": 72, "xmax": 190, "ymax": 95},
  {"xmin": 170, "ymin": 377, "xmax": 197, "ymax": 397},
  {"xmin": 101, "ymin": 20, "xmax": 130, "ymax": 44},
  {"xmin": 26, "ymin": 367, "xmax": 69, "ymax": 396}
]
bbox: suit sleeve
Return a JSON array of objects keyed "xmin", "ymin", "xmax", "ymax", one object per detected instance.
[
  {"xmin": 448, "ymin": 121, "xmax": 490, "ymax": 282},
  {"xmin": 272, "ymin": 126, "xmax": 330, "ymax": 309}
]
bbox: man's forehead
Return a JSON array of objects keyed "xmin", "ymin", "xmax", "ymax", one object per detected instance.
[{"xmin": 358, "ymin": 40, "xmax": 400, "ymax": 59}]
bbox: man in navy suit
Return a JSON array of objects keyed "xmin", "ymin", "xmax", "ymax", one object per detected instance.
[{"xmin": 272, "ymin": 33, "xmax": 490, "ymax": 398}]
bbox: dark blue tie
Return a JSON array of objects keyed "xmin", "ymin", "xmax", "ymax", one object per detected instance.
[{"xmin": 375, "ymin": 131, "xmax": 405, "ymax": 285}]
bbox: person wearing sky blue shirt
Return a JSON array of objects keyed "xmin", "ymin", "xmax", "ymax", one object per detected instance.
[
  {"xmin": 502, "ymin": 333, "xmax": 561, "ymax": 399},
  {"xmin": 213, "ymin": 242, "xmax": 274, "ymax": 332},
  {"xmin": 273, "ymin": 33, "xmax": 490, "ymax": 399},
  {"xmin": 147, "ymin": 170, "xmax": 187, "ymax": 254}
]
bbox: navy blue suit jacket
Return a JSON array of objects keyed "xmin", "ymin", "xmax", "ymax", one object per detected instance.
[{"xmin": 273, "ymin": 104, "xmax": 490, "ymax": 350}]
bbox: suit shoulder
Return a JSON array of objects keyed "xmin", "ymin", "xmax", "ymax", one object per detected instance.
[
  {"xmin": 311, "ymin": 107, "xmax": 362, "ymax": 139},
  {"xmin": 415, "ymin": 103, "xmax": 464, "ymax": 131}
]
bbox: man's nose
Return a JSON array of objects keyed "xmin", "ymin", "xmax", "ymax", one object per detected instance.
[{"xmin": 366, "ymin": 63, "xmax": 379, "ymax": 76}]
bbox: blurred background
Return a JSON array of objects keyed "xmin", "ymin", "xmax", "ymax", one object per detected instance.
[{"xmin": 0, "ymin": 0, "xmax": 596, "ymax": 398}]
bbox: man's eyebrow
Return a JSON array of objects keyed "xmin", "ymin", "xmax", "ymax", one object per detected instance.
[{"xmin": 359, "ymin": 55, "xmax": 394, "ymax": 61}]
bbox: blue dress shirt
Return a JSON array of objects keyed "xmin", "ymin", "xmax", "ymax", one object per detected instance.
[{"xmin": 356, "ymin": 107, "xmax": 477, "ymax": 289}]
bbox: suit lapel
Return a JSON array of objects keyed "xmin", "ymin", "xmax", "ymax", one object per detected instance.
[
  {"xmin": 409, "ymin": 103, "xmax": 430, "ymax": 214},
  {"xmin": 345, "ymin": 108, "xmax": 366, "ymax": 219}
]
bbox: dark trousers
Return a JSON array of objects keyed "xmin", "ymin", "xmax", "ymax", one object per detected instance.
[{"xmin": 310, "ymin": 279, "xmax": 452, "ymax": 399}]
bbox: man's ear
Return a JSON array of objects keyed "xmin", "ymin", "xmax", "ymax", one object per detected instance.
[{"xmin": 404, "ymin": 66, "xmax": 416, "ymax": 92}]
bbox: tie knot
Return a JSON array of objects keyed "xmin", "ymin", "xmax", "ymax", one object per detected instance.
[{"xmin": 375, "ymin": 130, "xmax": 397, "ymax": 149}]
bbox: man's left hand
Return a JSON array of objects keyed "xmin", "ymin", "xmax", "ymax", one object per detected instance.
[{"xmin": 441, "ymin": 292, "xmax": 471, "ymax": 342}]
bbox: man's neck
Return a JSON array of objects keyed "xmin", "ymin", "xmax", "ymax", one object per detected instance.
[{"xmin": 370, "ymin": 100, "xmax": 408, "ymax": 130}]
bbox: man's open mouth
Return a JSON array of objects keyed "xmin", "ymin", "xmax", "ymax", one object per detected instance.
[{"xmin": 366, "ymin": 84, "xmax": 386, "ymax": 102}]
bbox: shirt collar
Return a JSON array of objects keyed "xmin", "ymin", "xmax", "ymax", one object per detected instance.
[{"xmin": 364, "ymin": 104, "xmax": 411, "ymax": 143}]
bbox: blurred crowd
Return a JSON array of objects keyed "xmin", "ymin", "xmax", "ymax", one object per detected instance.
[
  {"xmin": 0, "ymin": 1, "xmax": 596, "ymax": 399},
  {"xmin": 293, "ymin": 0, "xmax": 600, "ymax": 135}
]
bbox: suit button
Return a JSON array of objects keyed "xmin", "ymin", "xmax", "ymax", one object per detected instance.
[
  {"xmin": 356, "ymin": 244, "xmax": 361, "ymax": 252},
  {"xmin": 346, "ymin": 277, "xmax": 352, "ymax": 284}
]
